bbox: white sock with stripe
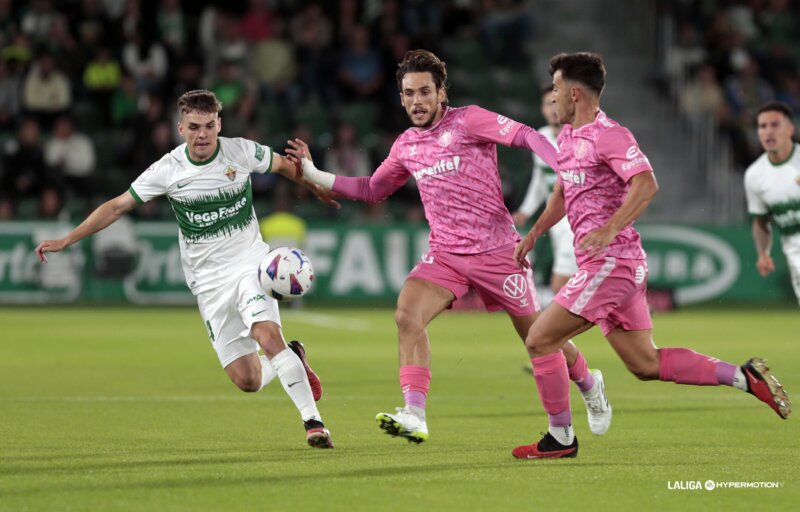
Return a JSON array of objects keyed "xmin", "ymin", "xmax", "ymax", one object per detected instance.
[{"xmin": 270, "ymin": 347, "xmax": 321, "ymax": 422}]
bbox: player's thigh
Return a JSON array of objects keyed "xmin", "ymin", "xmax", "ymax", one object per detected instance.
[
  {"xmin": 527, "ymin": 301, "xmax": 594, "ymax": 350},
  {"xmin": 466, "ymin": 244, "xmax": 539, "ymax": 316},
  {"xmin": 396, "ymin": 277, "xmax": 457, "ymax": 329},
  {"xmin": 237, "ymin": 274, "xmax": 284, "ymax": 356},
  {"xmin": 197, "ymin": 285, "xmax": 260, "ymax": 369},
  {"xmin": 605, "ymin": 327, "xmax": 659, "ymax": 379},
  {"xmin": 508, "ymin": 311, "xmax": 538, "ymax": 340}
]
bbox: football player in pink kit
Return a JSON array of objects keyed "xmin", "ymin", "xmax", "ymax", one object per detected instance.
[
  {"xmin": 511, "ymin": 52, "xmax": 791, "ymax": 460},
  {"xmin": 288, "ymin": 49, "xmax": 612, "ymax": 444}
]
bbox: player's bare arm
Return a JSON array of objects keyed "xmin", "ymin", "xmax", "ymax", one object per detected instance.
[
  {"xmin": 35, "ymin": 191, "xmax": 138, "ymax": 263},
  {"xmin": 514, "ymin": 182, "xmax": 567, "ymax": 268},
  {"xmin": 271, "ymin": 149, "xmax": 341, "ymax": 209},
  {"xmin": 579, "ymin": 172, "xmax": 659, "ymax": 258},
  {"xmin": 751, "ymin": 215, "xmax": 775, "ymax": 276}
]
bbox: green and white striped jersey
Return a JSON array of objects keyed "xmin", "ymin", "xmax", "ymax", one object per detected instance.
[
  {"xmin": 129, "ymin": 137, "xmax": 274, "ymax": 295},
  {"xmin": 744, "ymin": 143, "xmax": 800, "ymax": 244}
]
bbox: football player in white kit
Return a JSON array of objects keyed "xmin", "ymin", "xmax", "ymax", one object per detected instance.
[
  {"xmin": 35, "ymin": 90, "xmax": 340, "ymax": 448},
  {"xmin": 512, "ymin": 85, "xmax": 578, "ymax": 297},
  {"xmin": 744, "ymin": 101, "xmax": 800, "ymax": 304}
]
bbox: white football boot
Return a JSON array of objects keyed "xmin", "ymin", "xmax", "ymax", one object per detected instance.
[
  {"xmin": 581, "ymin": 369, "xmax": 612, "ymax": 435},
  {"xmin": 376, "ymin": 406, "xmax": 429, "ymax": 443}
]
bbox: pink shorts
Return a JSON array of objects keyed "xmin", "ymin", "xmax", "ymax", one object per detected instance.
[
  {"xmin": 407, "ymin": 243, "xmax": 539, "ymax": 316},
  {"xmin": 554, "ymin": 257, "xmax": 652, "ymax": 335}
]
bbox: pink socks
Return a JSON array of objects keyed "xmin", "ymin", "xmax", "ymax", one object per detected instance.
[
  {"xmin": 567, "ymin": 351, "xmax": 595, "ymax": 392},
  {"xmin": 532, "ymin": 352, "xmax": 572, "ymax": 427},
  {"xmin": 658, "ymin": 348, "xmax": 738, "ymax": 386},
  {"xmin": 400, "ymin": 365, "xmax": 431, "ymax": 409}
]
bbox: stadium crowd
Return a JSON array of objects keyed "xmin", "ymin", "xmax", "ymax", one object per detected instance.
[
  {"xmin": 0, "ymin": 0, "xmax": 536, "ymax": 222},
  {"xmin": 663, "ymin": 0, "xmax": 800, "ymax": 167}
]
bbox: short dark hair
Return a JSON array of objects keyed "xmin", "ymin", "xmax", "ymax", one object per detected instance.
[
  {"xmin": 549, "ymin": 52, "xmax": 606, "ymax": 96},
  {"xmin": 757, "ymin": 101, "xmax": 793, "ymax": 121},
  {"xmin": 396, "ymin": 49, "xmax": 449, "ymax": 96},
  {"xmin": 177, "ymin": 90, "xmax": 223, "ymax": 117}
]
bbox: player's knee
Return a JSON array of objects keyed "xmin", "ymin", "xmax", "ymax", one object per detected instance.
[
  {"xmin": 394, "ymin": 306, "xmax": 421, "ymax": 334},
  {"xmin": 251, "ymin": 321, "xmax": 284, "ymax": 357},
  {"xmin": 628, "ymin": 361, "xmax": 659, "ymax": 381},
  {"xmin": 231, "ymin": 372, "xmax": 261, "ymax": 392}
]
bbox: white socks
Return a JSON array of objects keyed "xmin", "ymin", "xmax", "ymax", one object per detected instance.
[
  {"xmin": 258, "ymin": 355, "xmax": 276, "ymax": 391},
  {"xmin": 549, "ymin": 424, "xmax": 575, "ymax": 446},
  {"xmin": 732, "ymin": 367, "xmax": 748, "ymax": 391},
  {"xmin": 270, "ymin": 347, "xmax": 321, "ymax": 423}
]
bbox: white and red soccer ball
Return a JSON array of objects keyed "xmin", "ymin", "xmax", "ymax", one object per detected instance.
[{"xmin": 258, "ymin": 247, "xmax": 314, "ymax": 301}]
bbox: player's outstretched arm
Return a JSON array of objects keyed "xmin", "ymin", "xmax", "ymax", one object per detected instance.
[
  {"xmin": 35, "ymin": 191, "xmax": 138, "ymax": 263},
  {"xmin": 286, "ymin": 138, "xmax": 405, "ymax": 204},
  {"xmin": 751, "ymin": 216, "xmax": 775, "ymax": 276},
  {"xmin": 270, "ymin": 149, "xmax": 341, "ymax": 209},
  {"xmin": 514, "ymin": 183, "xmax": 567, "ymax": 268},
  {"xmin": 579, "ymin": 172, "xmax": 659, "ymax": 258}
]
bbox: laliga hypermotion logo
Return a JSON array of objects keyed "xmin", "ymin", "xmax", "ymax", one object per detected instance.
[{"xmin": 503, "ymin": 274, "xmax": 528, "ymax": 299}]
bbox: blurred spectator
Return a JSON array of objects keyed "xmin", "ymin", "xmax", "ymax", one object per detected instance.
[
  {"xmin": 70, "ymin": 0, "xmax": 108, "ymax": 49},
  {"xmin": 37, "ymin": 186, "xmax": 64, "ymax": 219},
  {"xmin": 758, "ymin": 0, "xmax": 799, "ymax": 47},
  {"xmin": 368, "ymin": 0, "xmax": 404, "ymax": 46},
  {"xmin": 121, "ymin": 29, "xmax": 168, "ymax": 94},
  {"xmin": 20, "ymin": 0, "xmax": 66, "ymax": 46},
  {"xmin": 324, "ymin": 122, "xmax": 371, "ymax": 177},
  {"xmin": 240, "ymin": 0, "xmax": 274, "ymax": 43},
  {"xmin": 203, "ymin": 11, "xmax": 248, "ymax": 82},
  {"xmin": 44, "ymin": 115, "xmax": 96, "ymax": 200},
  {"xmin": 0, "ymin": 58, "xmax": 21, "ymax": 129},
  {"xmin": 253, "ymin": 16, "xmax": 298, "ymax": 117},
  {"xmin": 680, "ymin": 64, "xmax": 726, "ymax": 129},
  {"xmin": 1, "ymin": 33, "xmax": 33, "ymax": 68},
  {"xmin": 158, "ymin": 0, "xmax": 187, "ymax": 60},
  {"xmin": 402, "ymin": 0, "xmax": 441, "ymax": 40},
  {"xmin": 0, "ymin": 118, "xmax": 59, "ymax": 219},
  {"xmin": 337, "ymin": 24, "xmax": 384, "ymax": 102},
  {"xmin": 211, "ymin": 60, "xmax": 248, "ymax": 112},
  {"xmin": 724, "ymin": 58, "xmax": 775, "ymax": 122},
  {"xmin": 21, "ymin": 51, "xmax": 72, "ymax": 129},
  {"xmin": 111, "ymin": 73, "xmax": 139, "ymax": 128},
  {"xmin": 0, "ymin": 0, "xmax": 15, "ymax": 49},
  {"xmin": 131, "ymin": 119, "xmax": 173, "ymax": 177},
  {"xmin": 663, "ymin": 22, "xmax": 706, "ymax": 95},
  {"xmin": 291, "ymin": 3, "xmax": 336, "ymax": 103},
  {"xmin": 776, "ymin": 74, "xmax": 800, "ymax": 117},
  {"xmin": 478, "ymin": 0, "xmax": 534, "ymax": 65},
  {"xmin": 83, "ymin": 46, "xmax": 123, "ymax": 123},
  {"xmin": 172, "ymin": 61, "xmax": 203, "ymax": 99}
]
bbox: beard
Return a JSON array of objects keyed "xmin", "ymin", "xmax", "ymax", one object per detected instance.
[{"xmin": 407, "ymin": 104, "xmax": 439, "ymax": 128}]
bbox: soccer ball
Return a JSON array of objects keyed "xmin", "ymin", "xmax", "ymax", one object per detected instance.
[{"xmin": 258, "ymin": 247, "xmax": 315, "ymax": 301}]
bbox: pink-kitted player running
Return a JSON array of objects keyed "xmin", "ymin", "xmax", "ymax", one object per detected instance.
[
  {"xmin": 288, "ymin": 49, "xmax": 613, "ymax": 445},
  {"xmin": 510, "ymin": 52, "xmax": 791, "ymax": 460}
]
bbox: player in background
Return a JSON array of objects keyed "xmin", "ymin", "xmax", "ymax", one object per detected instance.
[
  {"xmin": 35, "ymin": 90, "xmax": 339, "ymax": 449},
  {"xmin": 512, "ymin": 84, "xmax": 578, "ymax": 298},
  {"xmin": 287, "ymin": 49, "xmax": 612, "ymax": 445},
  {"xmin": 744, "ymin": 101, "xmax": 800, "ymax": 304},
  {"xmin": 512, "ymin": 52, "xmax": 791, "ymax": 460}
]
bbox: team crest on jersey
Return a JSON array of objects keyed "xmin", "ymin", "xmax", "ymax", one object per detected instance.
[
  {"xmin": 575, "ymin": 139, "xmax": 590, "ymax": 160},
  {"xmin": 225, "ymin": 166, "xmax": 237, "ymax": 181},
  {"xmin": 409, "ymin": 144, "xmax": 418, "ymax": 156},
  {"xmin": 438, "ymin": 129, "xmax": 453, "ymax": 148}
]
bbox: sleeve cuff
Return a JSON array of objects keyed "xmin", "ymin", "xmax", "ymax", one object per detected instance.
[{"xmin": 128, "ymin": 186, "xmax": 145, "ymax": 204}]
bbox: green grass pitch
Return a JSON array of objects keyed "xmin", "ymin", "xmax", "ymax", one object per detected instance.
[{"xmin": 0, "ymin": 306, "xmax": 797, "ymax": 511}]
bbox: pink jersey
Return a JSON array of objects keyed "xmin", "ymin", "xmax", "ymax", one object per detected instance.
[
  {"xmin": 366, "ymin": 105, "xmax": 523, "ymax": 254},
  {"xmin": 556, "ymin": 111, "xmax": 653, "ymax": 266}
]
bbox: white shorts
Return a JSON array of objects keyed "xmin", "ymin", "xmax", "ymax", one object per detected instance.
[
  {"xmin": 196, "ymin": 267, "xmax": 282, "ymax": 368},
  {"xmin": 782, "ymin": 237, "xmax": 800, "ymax": 304},
  {"xmin": 549, "ymin": 217, "xmax": 578, "ymax": 277}
]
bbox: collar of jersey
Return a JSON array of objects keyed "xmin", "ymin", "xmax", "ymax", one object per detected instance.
[
  {"xmin": 767, "ymin": 142, "xmax": 796, "ymax": 167},
  {"xmin": 571, "ymin": 109, "xmax": 605, "ymax": 136},
  {"xmin": 185, "ymin": 141, "xmax": 220, "ymax": 166}
]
